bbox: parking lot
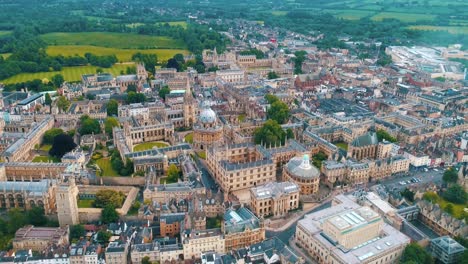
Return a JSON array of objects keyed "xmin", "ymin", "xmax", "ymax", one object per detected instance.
[{"xmin": 379, "ymin": 168, "xmax": 444, "ymax": 192}]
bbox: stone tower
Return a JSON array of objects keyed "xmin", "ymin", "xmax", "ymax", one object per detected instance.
[
  {"xmin": 56, "ymin": 177, "xmax": 79, "ymax": 226},
  {"xmin": 183, "ymin": 77, "xmax": 196, "ymax": 127}
]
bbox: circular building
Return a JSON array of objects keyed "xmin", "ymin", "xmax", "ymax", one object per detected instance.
[
  {"xmin": 283, "ymin": 154, "xmax": 320, "ymax": 195},
  {"xmin": 193, "ymin": 103, "xmax": 224, "ymax": 150}
]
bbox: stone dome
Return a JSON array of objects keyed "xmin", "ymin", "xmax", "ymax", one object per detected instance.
[
  {"xmin": 286, "ymin": 154, "xmax": 320, "ymax": 179},
  {"xmin": 198, "ymin": 105, "xmax": 217, "ymax": 124}
]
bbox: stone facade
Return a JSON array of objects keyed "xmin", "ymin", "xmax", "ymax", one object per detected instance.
[{"xmin": 250, "ymin": 182, "xmax": 300, "ymax": 218}]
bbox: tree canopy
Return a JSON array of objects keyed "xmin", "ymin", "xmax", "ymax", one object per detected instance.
[
  {"xmin": 104, "ymin": 117, "xmax": 119, "ymax": 137},
  {"xmin": 400, "ymin": 243, "xmax": 433, "ymax": 264},
  {"xmin": 51, "ymin": 74, "xmax": 64, "ymax": 88},
  {"xmin": 158, "ymin": 86, "xmax": 171, "ymax": 100},
  {"xmin": 101, "ymin": 205, "xmax": 119, "ymax": 224},
  {"xmin": 132, "ymin": 52, "xmax": 157, "ymax": 72},
  {"xmin": 43, "ymin": 128, "xmax": 64, "ymax": 145},
  {"xmin": 442, "ymin": 168, "xmax": 458, "ymax": 184},
  {"xmin": 401, "ymin": 188, "xmax": 415, "ymax": 202},
  {"xmin": 79, "ymin": 115, "xmax": 101, "ymax": 135},
  {"xmin": 94, "ymin": 189, "xmax": 126, "ymax": 208},
  {"xmin": 265, "ymin": 95, "xmax": 290, "ymax": 124},
  {"xmin": 166, "ymin": 164, "xmax": 181, "ymax": 183},
  {"xmin": 254, "ymin": 119, "xmax": 286, "ymax": 147},
  {"xmin": 106, "ymin": 99, "xmax": 118, "ymax": 117},
  {"xmin": 49, "ymin": 134, "xmax": 77, "ymax": 158},
  {"xmin": 442, "ymin": 184, "xmax": 467, "ymax": 204},
  {"xmin": 56, "ymin": 95, "xmax": 70, "ymax": 113},
  {"xmin": 376, "ymin": 129, "xmax": 397, "ymax": 143}
]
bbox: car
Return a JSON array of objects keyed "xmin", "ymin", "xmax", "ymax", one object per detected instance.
[
  {"xmin": 406, "ymin": 180, "xmax": 411, "ymax": 184},
  {"xmin": 434, "ymin": 169, "xmax": 439, "ymax": 172}
]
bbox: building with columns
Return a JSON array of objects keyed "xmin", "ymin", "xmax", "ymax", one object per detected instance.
[{"xmin": 250, "ymin": 181, "xmax": 300, "ymax": 218}]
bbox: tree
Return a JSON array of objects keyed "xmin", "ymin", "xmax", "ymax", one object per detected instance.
[
  {"xmin": 158, "ymin": 86, "xmax": 171, "ymax": 100},
  {"xmin": 141, "ymin": 256, "xmax": 152, "ymax": 264},
  {"xmin": 104, "ymin": 117, "xmax": 119, "ymax": 137},
  {"xmin": 166, "ymin": 164, "xmax": 181, "ymax": 183},
  {"xmin": 56, "ymin": 96, "xmax": 70, "ymax": 113},
  {"xmin": 132, "ymin": 53, "xmax": 157, "ymax": 72},
  {"xmin": 96, "ymin": 230, "xmax": 112, "ymax": 243},
  {"xmin": 51, "ymin": 74, "xmax": 64, "ymax": 88},
  {"xmin": 44, "ymin": 93, "xmax": 52, "ymax": 112},
  {"xmin": 79, "ymin": 115, "xmax": 101, "ymax": 135},
  {"xmin": 442, "ymin": 184, "xmax": 467, "ymax": 204},
  {"xmin": 106, "ymin": 99, "xmax": 118, "ymax": 116},
  {"xmin": 49, "ymin": 134, "xmax": 77, "ymax": 158},
  {"xmin": 401, "ymin": 188, "xmax": 415, "ymax": 202},
  {"xmin": 69, "ymin": 225, "xmax": 85, "ymax": 242},
  {"xmin": 127, "ymin": 84, "xmax": 137, "ymax": 93},
  {"xmin": 376, "ymin": 129, "xmax": 397, "ymax": 143},
  {"xmin": 127, "ymin": 91, "xmax": 146, "ymax": 104},
  {"xmin": 7, "ymin": 208, "xmax": 27, "ymax": 234},
  {"xmin": 27, "ymin": 206, "xmax": 48, "ymax": 226},
  {"xmin": 312, "ymin": 152, "xmax": 327, "ymax": 168},
  {"xmin": 94, "ymin": 189, "xmax": 126, "ymax": 208},
  {"xmin": 443, "ymin": 168, "xmax": 458, "ymax": 184},
  {"xmin": 268, "ymin": 100, "xmax": 290, "ymax": 124},
  {"xmin": 43, "ymin": 128, "xmax": 64, "ymax": 145},
  {"xmin": 422, "ymin": 191, "xmax": 438, "ymax": 203},
  {"xmin": 254, "ymin": 119, "xmax": 286, "ymax": 147},
  {"xmin": 101, "ymin": 205, "xmax": 119, "ymax": 224},
  {"xmin": 286, "ymin": 128, "xmax": 295, "ymax": 139},
  {"xmin": 166, "ymin": 58, "xmax": 181, "ymax": 71},
  {"xmin": 293, "ymin": 50, "xmax": 307, "ymax": 74},
  {"xmin": 267, "ymin": 71, "xmax": 279, "ymax": 79},
  {"xmin": 400, "ymin": 243, "xmax": 433, "ymax": 264}
]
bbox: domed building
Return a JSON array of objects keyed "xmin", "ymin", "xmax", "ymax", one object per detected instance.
[
  {"xmin": 283, "ymin": 154, "xmax": 320, "ymax": 195},
  {"xmin": 192, "ymin": 102, "xmax": 224, "ymax": 150}
]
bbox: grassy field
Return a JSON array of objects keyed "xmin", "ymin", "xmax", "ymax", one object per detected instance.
[
  {"xmin": 327, "ymin": 9, "xmax": 375, "ymax": 20},
  {"xmin": 271, "ymin": 11, "xmax": 288, "ymax": 16},
  {"xmin": 1, "ymin": 63, "xmax": 132, "ymax": 84},
  {"xmin": 37, "ymin": 144, "xmax": 52, "ymax": 152},
  {"xmin": 408, "ymin": 25, "xmax": 468, "ymax": 34},
  {"xmin": 0, "ymin": 53, "xmax": 11, "ymax": 59},
  {"xmin": 184, "ymin": 133, "xmax": 193, "ymax": 144},
  {"xmin": 333, "ymin": 142, "xmax": 349, "ymax": 151},
  {"xmin": 197, "ymin": 151, "xmax": 206, "ymax": 160},
  {"xmin": 32, "ymin": 155, "xmax": 60, "ymax": 163},
  {"xmin": 371, "ymin": 12, "xmax": 436, "ymax": 22},
  {"xmin": 156, "ymin": 21, "xmax": 188, "ymax": 29},
  {"xmin": 41, "ymin": 32, "xmax": 187, "ymax": 49},
  {"xmin": 46, "ymin": 45, "xmax": 189, "ymax": 62},
  {"xmin": 0, "ymin": 31, "xmax": 11, "ymax": 36},
  {"xmin": 96, "ymin": 158, "xmax": 119, "ymax": 177},
  {"xmin": 77, "ymin": 199, "xmax": 95, "ymax": 208},
  {"xmin": 133, "ymin": 141, "xmax": 169, "ymax": 152}
]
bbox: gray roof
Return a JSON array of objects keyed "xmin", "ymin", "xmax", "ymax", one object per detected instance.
[
  {"xmin": 224, "ymin": 207, "xmax": 260, "ymax": 234},
  {"xmin": 351, "ymin": 132, "xmax": 378, "ymax": 147},
  {"xmin": 251, "ymin": 182, "xmax": 299, "ymax": 199},
  {"xmin": 431, "ymin": 236, "xmax": 466, "ymax": 255},
  {"xmin": 0, "ymin": 179, "xmax": 54, "ymax": 197},
  {"xmin": 285, "ymin": 155, "xmax": 320, "ymax": 179}
]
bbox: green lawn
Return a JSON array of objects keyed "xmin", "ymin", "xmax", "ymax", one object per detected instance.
[
  {"xmin": 0, "ymin": 64, "xmax": 131, "ymax": 84},
  {"xmin": 0, "ymin": 53, "xmax": 11, "ymax": 59},
  {"xmin": 32, "ymin": 156, "xmax": 60, "ymax": 163},
  {"xmin": 184, "ymin": 133, "xmax": 193, "ymax": 144},
  {"xmin": 46, "ymin": 45, "xmax": 189, "ymax": 63},
  {"xmin": 95, "ymin": 158, "xmax": 119, "ymax": 177},
  {"xmin": 77, "ymin": 199, "xmax": 95, "ymax": 208},
  {"xmin": 0, "ymin": 31, "xmax": 11, "ymax": 37},
  {"xmin": 133, "ymin": 141, "xmax": 169, "ymax": 152},
  {"xmin": 39, "ymin": 144, "xmax": 52, "ymax": 152},
  {"xmin": 271, "ymin": 11, "xmax": 288, "ymax": 16},
  {"xmin": 408, "ymin": 25, "xmax": 468, "ymax": 34},
  {"xmin": 156, "ymin": 21, "xmax": 188, "ymax": 29},
  {"xmin": 41, "ymin": 32, "xmax": 187, "ymax": 49},
  {"xmin": 333, "ymin": 142, "xmax": 349, "ymax": 151},
  {"xmin": 371, "ymin": 12, "xmax": 436, "ymax": 22},
  {"xmin": 206, "ymin": 216, "xmax": 222, "ymax": 229}
]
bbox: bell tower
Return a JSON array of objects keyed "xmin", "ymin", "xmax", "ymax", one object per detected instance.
[{"xmin": 183, "ymin": 77, "xmax": 196, "ymax": 127}]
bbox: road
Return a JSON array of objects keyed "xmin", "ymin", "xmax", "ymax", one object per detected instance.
[
  {"xmin": 377, "ymin": 168, "xmax": 444, "ymax": 192},
  {"xmin": 193, "ymin": 155, "xmax": 219, "ymax": 193},
  {"xmin": 266, "ymin": 201, "xmax": 332, "ymax": 245}
]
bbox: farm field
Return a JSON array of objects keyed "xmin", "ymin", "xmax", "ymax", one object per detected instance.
[
  {"xmin": 156, "ymin": 21, "xmax": 188, "ymax": 28},
  {"xmin": 371, "ymin": 12, "xmax": 436, "ymax": 22},
  {"xmin": 329, "ymin": 9, "xmax": 375, "ymax": 20},
  {"xmin": 0, "ymin": 31, "xmax": 11, "ymax": 36},
  {"xmin": 46, "ymin": 45, "xmax": 189, "ymax": 62},
  {"xmin": 133, "ymin": 141, "xmax": 169, "ymax": 152},
  {"xmin": 41, "ymin": 32, "xmax": 187, "ymax": 49},
  {"xmin": 95, "ymin": 158, "xmax": 118, "ymax": 177},
  {"xmin": 0, "ymin": 64, "xmax": 132, "ymax": 84},
  {"xmin": 408, "ymin": 25, "xmax": 468, "ymax": 35}
]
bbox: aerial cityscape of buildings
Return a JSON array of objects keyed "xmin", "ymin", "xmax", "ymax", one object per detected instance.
[{"xmin": 0, "ymin": 5, "xmax": 467, "ymax": 264}]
